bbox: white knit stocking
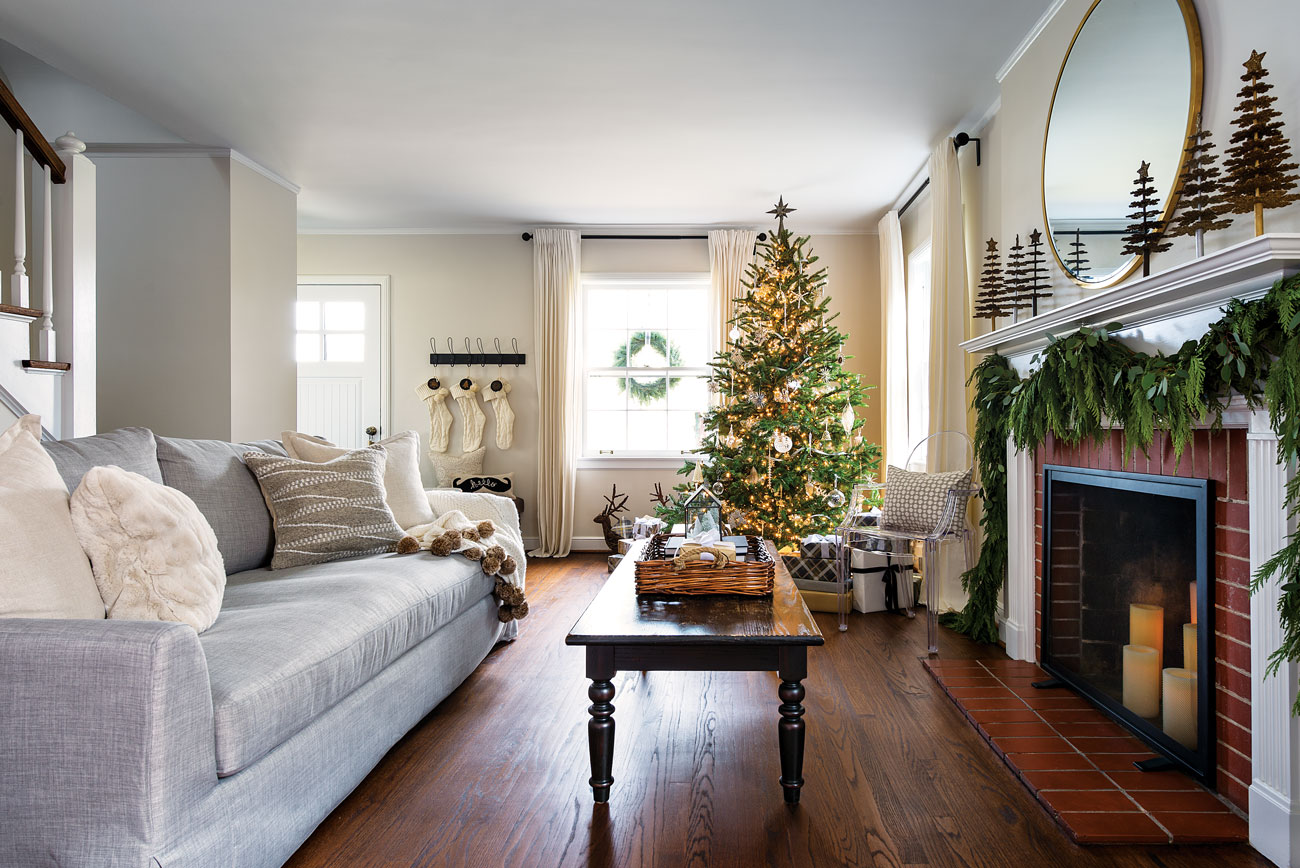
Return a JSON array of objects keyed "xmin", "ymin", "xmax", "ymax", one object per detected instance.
[
  {"xmin": 451, "ymin": 378, "xmax": 487, "ymax": 452},
  {"xmin": 484, "ymin": 377, "xmax": 515, "ymax": 450},
  {"xmin": 415, "ymin": 379, "xmax": 454, "ymax": 453}
]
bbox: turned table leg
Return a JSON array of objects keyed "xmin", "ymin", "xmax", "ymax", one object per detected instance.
[
  {"xmin": 587, "ymin": 646, "xmax": 616, "ymax": 802},
  {"xmin": 778, "ymin": 647, "xmax": 808, "ymax": 804}
]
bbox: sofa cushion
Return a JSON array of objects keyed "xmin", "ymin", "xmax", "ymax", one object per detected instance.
[
  {"xmin": 155, "ymin": 437, "xmax": 287, "ymax": 574},
  {"xmin": 200, "ymin": 552, "xmax": 495, "ymax": 776},
  {"xmin": 42, "ymin": 427, "xmax": 162, "ymax": 492}
]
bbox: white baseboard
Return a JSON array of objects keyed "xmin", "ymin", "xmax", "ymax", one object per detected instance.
[
  {"xmin": 1251, "ymin": 781, "xmax": 1300, "ymax": 867},
  {"xmin": 518, "ymin": 537, "xmax": 611, "ymax": 554}
]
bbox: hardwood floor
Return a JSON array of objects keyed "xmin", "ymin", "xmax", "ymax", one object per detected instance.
[{"xmin": 285, "ymin": 554, "xmax": 1269, "ymax": 868}]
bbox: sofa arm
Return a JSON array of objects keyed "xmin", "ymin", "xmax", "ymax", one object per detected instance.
[{"xmin": 0, "ymin": 618, "xmax": 217, "ymax": 866}]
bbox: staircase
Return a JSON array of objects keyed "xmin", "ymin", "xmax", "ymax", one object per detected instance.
[{"xmin": 0, "ymin": 77, "xmax": 94, "ymax": 439}]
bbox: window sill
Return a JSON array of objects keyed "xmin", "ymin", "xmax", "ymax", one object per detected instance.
[{"xmin": 577, "ymin": 455, "xmax": 695, "ymax": 470}]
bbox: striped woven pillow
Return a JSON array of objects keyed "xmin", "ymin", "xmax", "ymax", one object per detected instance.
[{"xmin": 243, "ymin": 448, "xmax": 405, "ymax": 570}]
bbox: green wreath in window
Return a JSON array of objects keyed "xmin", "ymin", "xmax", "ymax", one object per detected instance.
[{"xmin": 614, "ymin": 331, "xmax": 683, "ymax": 405}]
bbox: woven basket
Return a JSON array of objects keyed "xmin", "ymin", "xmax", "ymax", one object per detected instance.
[{"xmin": 634, "ymin": 535, "xmax": 775, "ymax": 596}]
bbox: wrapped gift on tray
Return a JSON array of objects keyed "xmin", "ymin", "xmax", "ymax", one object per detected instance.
[
  {"xmin": 632, "ymin": 515, "xmax": 667, "ymax": 539},
  {"xmin": 799, "ymin": 534, "xmax": 841, "ymax": 560}
]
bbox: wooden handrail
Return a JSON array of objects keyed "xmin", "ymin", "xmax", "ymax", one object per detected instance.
[{"xmin": 0, "ymin": 78, "xmax": 65, "ymax": 183}]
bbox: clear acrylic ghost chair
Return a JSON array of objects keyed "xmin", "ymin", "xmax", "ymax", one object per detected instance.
[{"xmin": 836, "ymin": 431, "xmax": 977, "ymax": 653}]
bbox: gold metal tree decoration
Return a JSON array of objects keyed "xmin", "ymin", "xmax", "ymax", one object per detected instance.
[
  {"xmin": 1121, "ymin": 161, "xmax": 1172, "ymax": 278},
  {"xmin": 1168, "ymin": 112, "xmax": 1230, "ymax": 256},
  {"xmin": 1222, "ymin": 50, "xmax": 1299, "ymax": 236}
]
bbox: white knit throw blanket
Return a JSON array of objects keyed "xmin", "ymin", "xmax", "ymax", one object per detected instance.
[{"xmin": 424, "ymin": 489, "xmax": 526, "ymax": 594}]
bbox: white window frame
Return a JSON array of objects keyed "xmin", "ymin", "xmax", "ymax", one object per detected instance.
[
  {"xmin": 904, "ymin": 243, "xmax": 932, "ymax": 470},
  {"xmin": 578, "ymin": 272, "xmax": 713, "ymax": 469}
]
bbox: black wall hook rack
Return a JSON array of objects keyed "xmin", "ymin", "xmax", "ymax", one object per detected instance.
[{"xmin": 429, "ymin": 336, "xmax": 526, "ymax": 367}]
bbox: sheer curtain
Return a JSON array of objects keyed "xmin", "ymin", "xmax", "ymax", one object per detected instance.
[
  {"xmin": 531, "ymin": 228, "xmax": 581, "ymax": 557},
  {"xmin": 708, "ymin": 229, "xmax": 758, "ymax": 354},
  {"xmin": 926, "ymin": 138, "xmax": 972, "ymax": 613},
  {"xmin": 926, "ymin": 138, "xmax": 970, "ymax": 474},
  {"xmin": 877, "ymin": 211, "xmax": 908, "ymax": 471}
]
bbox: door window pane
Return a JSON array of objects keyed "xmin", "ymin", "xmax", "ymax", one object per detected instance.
[
  {"xmin": 325, "ymin": 333, "xmax": 365, "ymax": 362},
  {"xmin": 296, "ymin": 333, "xmax": 321, "ymax": 363},
  {"xmin": 324, "ymin": 301, "xmax": 365, "ymax": 331},
  {"xmin": 296, "ymin": 301, "xmax": 320, "ymax": 331}
]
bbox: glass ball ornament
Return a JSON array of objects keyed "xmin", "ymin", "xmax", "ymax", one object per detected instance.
[
  {"xmin": 826, "ymin": 488, "xmax": 846, "ymax": 508},
  {"xmin": 711, "ymin": 480, "xmax": 725, "ymax": 496},
  {"xmin": 728, "ymin": 325, "xmax": 742, "ymax": 341},
  {"xmin": 772, "ymin": 430, "xmax": 793, "ymax": 454}
]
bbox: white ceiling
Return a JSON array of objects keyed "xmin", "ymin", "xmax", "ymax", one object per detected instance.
[{"xmin": 0, "ymin": 0, "xmax": 1053, "ymax": 232}]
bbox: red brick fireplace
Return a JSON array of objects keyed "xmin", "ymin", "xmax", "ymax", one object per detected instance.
[{"xmin": 1033, "ymin": 429, "xmax": 1251, "ymax": 811}]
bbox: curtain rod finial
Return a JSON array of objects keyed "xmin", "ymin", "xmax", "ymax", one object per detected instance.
[{"xmin": 521, "ymin": 231, "xmax": 533, "ymax": 242}]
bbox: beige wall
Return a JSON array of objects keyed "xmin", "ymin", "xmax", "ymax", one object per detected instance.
[
  {"xmin": 297, "ymin": 231, "xmax": 881, "ymax": 548},
  {"xmin": 296, "ymin": 234, "xmax": 540, "ymax": 539},
  {"xmin": 983, "ymin": 0, "xmax": 1300, "ymax": 308},
  {"xmin": 95, "ymin": 154, "xmax": 233, "ymax": 438},
  {"xmin": 230, "ymin": 162, "xmax": 298, "ymax": 441}
]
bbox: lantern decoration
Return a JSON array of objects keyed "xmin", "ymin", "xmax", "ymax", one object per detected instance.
[{"xmin": 680, "ymin": 484, "xmax": 725, "ymax": 538}]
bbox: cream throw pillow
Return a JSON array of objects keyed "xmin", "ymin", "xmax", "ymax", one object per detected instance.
[
  {"xmin": 70, "ymin": 466, "xmax": 225, "ymax": 632},
  {"xmin": 282, "ymin": 429, "xmax": 435, "ymax": 530},
  {"xmin": 0, "ymin": 415, "xmax": 105, "ymax": 619}
]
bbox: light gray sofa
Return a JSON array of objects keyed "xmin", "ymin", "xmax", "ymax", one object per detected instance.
[{"xmin": 0, "ymin": 428, "xmax": 518, "ymax": 867}]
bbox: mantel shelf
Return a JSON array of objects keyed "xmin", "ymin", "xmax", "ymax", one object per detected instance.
[{"xmin": 960, "ymin": 233, "xmax": 1300, "ymax": 358}]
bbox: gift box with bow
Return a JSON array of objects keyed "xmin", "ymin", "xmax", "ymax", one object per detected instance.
[{"xmin": 799, "ymin": 534, "xmax": 842, "ymax": 560}]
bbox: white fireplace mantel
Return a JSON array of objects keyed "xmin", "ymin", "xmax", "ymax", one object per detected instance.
[
  {"xmin": 961, "ymin": 234, "xmax": 1300, "ymax": 867},
  {"xmin": 961, "ymin": 233, "xmax": 1300, "ymax": 362}
]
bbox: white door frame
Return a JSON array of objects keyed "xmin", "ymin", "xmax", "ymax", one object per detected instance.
[{"xmin": 295, "ymin": 274, "xmax": 391, "ymax": 441}]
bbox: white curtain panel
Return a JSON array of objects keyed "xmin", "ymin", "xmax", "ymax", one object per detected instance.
[
  {"xmin": 877, "ymin": 211, "xmax": 908, "ymax": 472},
  {"xmin": 531, "ymin": 228, "xmax": 581, "ymax": 558},
  {"xmin": 708, "ymin": 229, "xmax": 759, "ymax": 354},
  {"xmin": 926, "ymin": 138, "xmax": 973, "ymax": 613}
]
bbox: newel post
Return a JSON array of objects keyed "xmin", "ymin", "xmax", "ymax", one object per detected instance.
[{"xmin": 52, "ymin": 133, "xmax": 95, "ymax": 437}]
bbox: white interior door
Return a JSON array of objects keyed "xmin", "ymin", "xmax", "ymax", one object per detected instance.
[{"xmin": 296, "ymin": 280, "xmax": 387, "ymax": 449}]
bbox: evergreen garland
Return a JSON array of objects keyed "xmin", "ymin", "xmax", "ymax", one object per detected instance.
[{"xmin": 954, "ymin": 274, "xmax": 1300, "ymax": 709}]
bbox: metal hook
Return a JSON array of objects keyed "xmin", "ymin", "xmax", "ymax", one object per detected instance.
[
  {"xmin": 446, "ymin": 337, "xmax": 454, "ymax": 356},
  {"xmin": 512, "ymin": 338, "xmax": 520, "ymax": 365},
  {"xmin": 464, "ymin": 337, "xmax": 473, "ymax": 373},
  {"xmin": 476, "ymin": 338, "xmax": 486, "ymax": 366},
  {"xmin": 494, "ymin": 338, "xmax": 503, "ymax": 369},
  {"xmin": 429, "ymin": 337, "xmax": 436, "ymax": 353}
]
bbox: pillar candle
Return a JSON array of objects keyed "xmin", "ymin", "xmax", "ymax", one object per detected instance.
[
  {"xmin": 1183, "ymin": 623, "xmax": 1198, "ymax": 670},
  {"xmin": 1130, "ymin": 603, "xmax": 1164, "ymax": 670},
  {"xmin": 1190, "ymin": 582, "xmax": 1198, "ymax": 625},
  {"xmin": 1163, "ymin": 667, "xmax": 1198, "ymax": 749},
  {"xmin": 1122, "ymin": 645, "xmax": 1161, "ymax": 718}
]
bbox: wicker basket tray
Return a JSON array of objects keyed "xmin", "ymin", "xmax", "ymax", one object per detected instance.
[{"xmin": 634, "ymin": 535, "xmax": 775, "ymax": 596}]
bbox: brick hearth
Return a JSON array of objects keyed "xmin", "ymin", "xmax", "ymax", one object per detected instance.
[{"xmin": 1033, "ymin": 429, "xmax": 1252, "ymax": 812}]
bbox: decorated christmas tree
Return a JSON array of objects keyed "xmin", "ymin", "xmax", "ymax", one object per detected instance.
[
  {"xmin": 1169, "ymin": 112, "xmax": 1230, "ymax": 256},
  {"xmin": 1121, "ymin": 161, "xmax": 1172, "ymax": 277},
  {"xmin": 1222, "ymin": 50, "xmax": 1299, "ymax": 236},
  {"xmin": 674, "ymin": 199, "xmax": 880, "ymax": 548}
]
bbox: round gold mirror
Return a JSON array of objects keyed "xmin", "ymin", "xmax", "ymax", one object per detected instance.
[{"xmin": 1043, "ymin": 0, "xmax": 1203, "ymax": 288}]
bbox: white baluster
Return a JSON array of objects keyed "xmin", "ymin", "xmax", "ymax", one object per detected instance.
[
  {"xmin": 12, "ymin": 128, "xmax": 28, "ymax": 308},
  {"xmin": 38, "ymin": 163, "xmax": 54, "ymax": 361}
]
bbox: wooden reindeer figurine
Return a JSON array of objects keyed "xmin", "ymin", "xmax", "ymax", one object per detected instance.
[{"xmin": 593, "ymin": 484, "xmax": 630, "ymax": 552}]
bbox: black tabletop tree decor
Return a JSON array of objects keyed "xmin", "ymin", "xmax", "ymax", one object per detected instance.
[
  {"xmin": 1222, "ymin": 50, "xmax": 1299, "ymax": 236},
  {"xmin": 1066, "ymin": 228, "xmax": 1090, "ymax": 280},
  {"xmin": 972, "ymin": 238, "xmax": 1012, "ymax": 327},
  {"xmin": 1121, "ymin": 161, "xmax": 1172, "ymax": 278},
  {"xmin": 1022, "ymin": 229, "xmax": 1053, "ymax": 315},
  {"xmin": 1003, "ymin": 234, "xmax": 1028, "ymax": 318},
  {"xmin": 1168, "ymin": 112, "xmax": 1231, "ymax": 256}
]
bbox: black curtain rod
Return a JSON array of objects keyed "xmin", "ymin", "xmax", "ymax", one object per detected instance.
[
  {"xmin": 896, "ymin": 131, "xmax": 981, "ymax": 220},
  {"xmin": 521, "ymin": 232, "xmax": 767, "ymax": 242}
]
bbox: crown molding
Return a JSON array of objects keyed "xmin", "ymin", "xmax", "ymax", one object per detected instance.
[
  {"xmin": 81, "ymin": 143, "xmax": 299, "ymax": 194},
  {"xmin": 297, "ymin": 224, "xmax": 876, "ymax": 237},
  {"xmin": 996, "ymin": 0, "xmax": 1070, "ymax": 84}
]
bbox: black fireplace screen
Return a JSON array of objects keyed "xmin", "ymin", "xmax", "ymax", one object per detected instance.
[{"xmin": 1042, "ymin": 465, "xmax": 1213, "ymax": 783}]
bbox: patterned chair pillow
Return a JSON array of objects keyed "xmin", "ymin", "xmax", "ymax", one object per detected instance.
[
  {"xmin": 879, "ymin": 465, "xmax": 974, "ymax": 536},
  {"xmin": 244, "ymin": 448, "xmax": 406, "ymax": 569}
]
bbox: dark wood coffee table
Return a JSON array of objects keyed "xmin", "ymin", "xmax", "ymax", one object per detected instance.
[{"xmin": 566, "ymin": 539, "xmax": 824, "ymax": 804}]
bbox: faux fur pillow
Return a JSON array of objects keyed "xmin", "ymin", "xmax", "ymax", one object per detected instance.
[
  {"xmin": 70, "ymin": 465, "xmax": 225, "ymax": 632},
  {"xmin": 282, "ymin": 429, "xmax": 435, "ymax": 530}
]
